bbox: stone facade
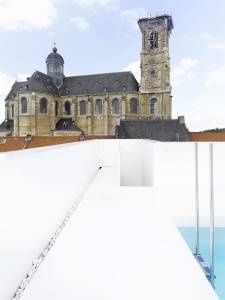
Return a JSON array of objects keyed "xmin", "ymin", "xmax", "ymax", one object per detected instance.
[
  {"xmin": 138, "ymin": 15, "xmax": 173, "ymax": 119},
  {"xmin": 1, "ymin": 15, "xmax": 174, "ymax": 137}
]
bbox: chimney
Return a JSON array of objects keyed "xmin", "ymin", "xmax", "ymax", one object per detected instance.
[{"xmin": 178, "ymin": 116, "xmax": 185, "ymax": 124}]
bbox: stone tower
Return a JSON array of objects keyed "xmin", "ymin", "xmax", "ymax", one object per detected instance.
[
  {"xmin": 46, "ymin": 46, "xmax": 65, "ymax": 88},
  {"xmin": 138, "ymin": 15, "xmax": 173, "ymax": 119}
]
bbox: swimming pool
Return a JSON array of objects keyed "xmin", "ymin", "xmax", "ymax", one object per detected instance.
[{"xmin": 179, "ymin": 228, "xmax": 225, "ymax": 300}]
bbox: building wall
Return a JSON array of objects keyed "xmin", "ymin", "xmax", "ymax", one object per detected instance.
[
  {"xmin": 12, "ymin": 92, "xmax": 57, "ymax": 136},
  {"xmin": 138, "ymin": 16, "xmax": 172, "ymax": 119},
  {"xmin": 8, "ymin": 90, "xmax": 172, "ymax": 136}
]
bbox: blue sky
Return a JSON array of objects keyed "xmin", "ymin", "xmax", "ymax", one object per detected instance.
[{"xmin": 1, "ymin": 0, "xmax": 225, "ymax": 131}]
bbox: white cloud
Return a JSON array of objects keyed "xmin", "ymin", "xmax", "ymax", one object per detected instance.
[
  {"xmin": 121, "ymin": 8, "xmax": 147, "ymax": 30},
  {"xmin": 208, "ymin": 43, "xmax": 225, "ymax": 50},
  {"xmin": 70, "ymin": 16, "xmax": 90, "ymax": 31},
  {"xmin": 71, "ymin": 0, "xmax": 119, "ymax": 10},
  {"xmin": 184, "ymin": 33, "xmax": 225, "ymax": 52},
  {"xmin": 172, "ymin": 58, "xmax": 199, "ymax": 87},
  {"xmin": 0, "ymin": 72, "xmax": 14, "ymax": 122},
  {"xmin": 0, "ymin": 0, "xmax": 57, "ymax": 31},
  {"xmin": 199, "ymin": 33, "xmax": 225, "ymax": 50},
  {"xmin": 0, "ymin": 72, "xmax": 15, "ymax": 99},
  {"xmin": 185, "ymin": 111, "xmax": 225, "ymax": 131},
  {"xmin": 205, "ymin": 65, "xmax": 225, "ymax": 87},
  {"xmin": 199, "ymin": 33, "xmax": 214, "ymax": 41},
  {"xmin": 122, "ymin": 60, "xmax": 140, "ymax": 82},
  {"xmin": 183, "ymin": 33, "xmax": 214, "ymax": 42}
]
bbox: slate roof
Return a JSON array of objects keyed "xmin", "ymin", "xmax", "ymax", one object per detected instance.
[
  {"xmin": 5, "ymin": 81, "xmax": 27, "ymax": 101},
  {"xmin": 59, "ymin": 72, "xmax": 139, "ymax": 96},
  {"xmin": 5, "ymin": 71, "xmax": 139, "ymax": 101},
  {"xmin": 117, "ymin": 119, "xmax": 190, "ymax": 142},
  {"xmin": 46, "ymin": 47, "xmax": 64, "ymax": 64},
  {"xmin": 0, "ymin": 120, "xmax": 14, "ymax": 132},
  {"xmin": 5, "ymin": 71, "xmax": 59, "ymax": 101},
  {"xmin": 27, "ymin": 71, "xmax": 59, "ymax": 95},
  {"xmin": 55, "ymin": 118, "xmax": 83, "ymax": 132}
]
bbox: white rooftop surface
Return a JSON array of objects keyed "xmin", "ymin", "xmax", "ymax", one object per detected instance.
[{"xmin": 0, "ymin": 140, "xmax": 220, "ymax": 299}]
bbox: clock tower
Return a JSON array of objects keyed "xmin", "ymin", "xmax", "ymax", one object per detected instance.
[{"xmin": 138, "ymin": 15, "xmax": 173, "ymax": 119}]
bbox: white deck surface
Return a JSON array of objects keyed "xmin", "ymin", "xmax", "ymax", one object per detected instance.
[
  {"xmin": 20, "ymin": 167, "xmax": 218, "ymax": 300},
  {"xmin": 0, "ymin": 141, "xmax": 220, "ymax": 299}
]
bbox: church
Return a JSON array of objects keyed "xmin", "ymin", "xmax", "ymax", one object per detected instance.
[{"xmin": 0, "ymin": 15, "xmax": 188, "ymax": 140}]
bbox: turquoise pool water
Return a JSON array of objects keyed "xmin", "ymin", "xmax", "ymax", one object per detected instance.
[{"xmin": 179, "ymin": 228, "xmax": 225, "ymax": 300}]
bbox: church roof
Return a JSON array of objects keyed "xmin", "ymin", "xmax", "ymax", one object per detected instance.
[
  {"xmin": 5, "ymin": 71, "xmax": 59, "ymax": 100},
  {"xmin": 117, "ymin": 119, "xmax": 190, "ymax": 141},
  {"xmin": 27, "ymin": 71, "xmax": 59, "ymax": 95},
  {"xmin": 5, "ymin": 71, "xmax": 139, "ymax": 100},
  {"xmin": 59, "ymin": 72, "xmax": 139, "ymax": 96},
  {"xmin": 0, "ymin": 120, "xmax": 13, "ymax": 132},
  {"xmin": 5, "ymin": 81, "xmax": 28, "ymax": 101}
]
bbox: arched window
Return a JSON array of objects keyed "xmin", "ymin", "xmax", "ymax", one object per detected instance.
[
  {"xmin": 56, "ymin": 66, "xmax": 60, "ymax": 73},
  {"xmin": 11, "ymin": 105, "xmax": 14, "ymax": 118},
  {"xmin": 112, "ymin": 98, "xmax": 119, "ymax": 115},
  {"xmin": 150, "ymin": 98, "xmax": 158, "ymax": 115},
  {"xmin": 21, "ymin": 97, "xmax": 27, "ymax": 114},
  {"xmin": 80, "ymin": 100, "xmax": 86, "ymax": 115},
  {"xmin": 64, "ymin": 101, "xmax": 71, "ymax": 115},
  {"xmin": 95, "ymin": 99, "xmax": 102, "ymax": 114},
  {"xmin": 130, "ymin": 98, "xmax": 138, "ymax": 114},
  {"xmin": 55, "ymin": 101, "xmax": 59, "ymax": 116},
  {"xmin": 150, "ymin": 32, "xmax": 158, "ymax": 49},
  {"xmin": 40, "ymin": 98, "xmax": 47, "ymax": 114},
  {"xmin": 48, "ymin": 64, "xmax": 54, "ymax": 73}
]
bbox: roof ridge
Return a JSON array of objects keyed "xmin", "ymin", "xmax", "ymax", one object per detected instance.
[
  {"xmin": 14, "ymin": 80, "xmax": 27, "ymax": 84},
  {"xmin": 65, "ymin": 71, "xmax": 133, "ymax": 79}
]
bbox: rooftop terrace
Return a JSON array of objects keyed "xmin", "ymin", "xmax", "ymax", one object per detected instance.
[{"xmin": 0, "ymin": 140, "xmax": 223, "ymax": 299}]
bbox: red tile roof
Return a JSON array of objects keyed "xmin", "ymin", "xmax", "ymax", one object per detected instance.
[
  {"xmin": 0, "ymin": 137, "xmax": 25, "ymax": 152},
  {"xmin": 189, "ymin": 132, "xmax": 225, "ymax": 142},
  {"xmin": 0, "ymin": 136, "xmax": 115, "ymax": 152}
]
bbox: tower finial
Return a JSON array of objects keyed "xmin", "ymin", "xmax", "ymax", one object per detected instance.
[{"xmin": 53, "ymin": 41, "xmax": 57, "ymax": 53}]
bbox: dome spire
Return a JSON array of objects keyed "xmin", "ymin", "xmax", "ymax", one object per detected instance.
[
  {"xmin": 46, "ymin": 44, "xmax": 65, "ymax": 88},
  {"xmin": 53, "ymin": 41, "xmax": 57, "ymax": 53}
]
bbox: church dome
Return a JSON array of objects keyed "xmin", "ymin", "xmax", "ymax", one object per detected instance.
[
  {"xmin": 46, "ymin": 46, "xmax": 64, "ymax": 88},
  {"xmin": 46, "ymin": 47, "xmax": 64, "ymax": 64}
]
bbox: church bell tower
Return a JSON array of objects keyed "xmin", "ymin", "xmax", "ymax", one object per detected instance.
[{"xmin": 138, "ymin": 15, "xmax": 173, "ymax": 119}]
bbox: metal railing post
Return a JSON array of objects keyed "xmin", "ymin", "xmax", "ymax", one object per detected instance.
[
  {"xmin": 194, "ymin": 142, "xmax": 200, "ymax": 255},
  {"xmin": 209, "ymin": 143, "xmax": 215, "ymax": 288}
]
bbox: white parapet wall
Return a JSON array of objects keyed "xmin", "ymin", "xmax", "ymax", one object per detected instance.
[
  {"xmin": 153, "ymin": 142, "xmax": 225, "ymax": 226},
  {"xmin": 119, "ymin": 139, "xmax": 155, "ymax": 186},
  {"xmin": 117, "ymin": 140, "xmax": 225, "ymax": 226},
  {"xmin": 0, "ymin": 141, "xmax": 101, "ymax": 299}
]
